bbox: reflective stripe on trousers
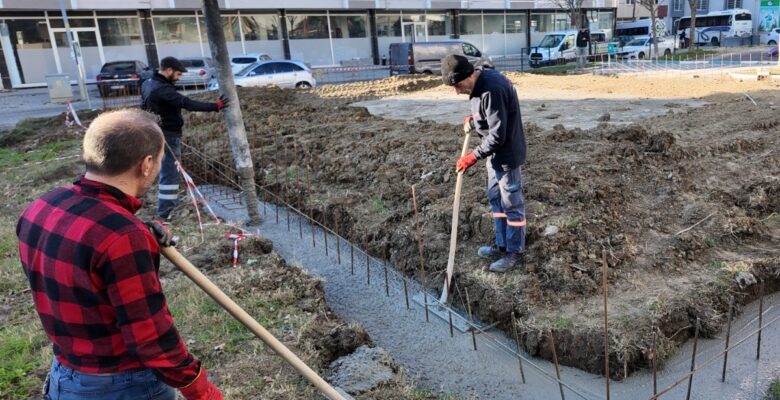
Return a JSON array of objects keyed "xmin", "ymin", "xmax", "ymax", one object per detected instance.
[
  {"xmin": 158, "ymin": 136, "xmax": 181, "ymax": 218},
  {"xmin": 487, "ymin": 164, "xmax": 526, "ymax": 254}
]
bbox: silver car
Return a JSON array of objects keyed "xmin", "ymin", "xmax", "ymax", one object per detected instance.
[
  {"xmin": 209, "ymin": 60, "xmax": 316, "ymax": 90},
  {"xmin": 176, "ymin": 57, "xmax": 215, "ymax": 88}
]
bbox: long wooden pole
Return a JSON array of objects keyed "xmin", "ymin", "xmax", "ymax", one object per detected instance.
[
  {"xmin": 160, "ymin": 246, "xmax": 349, "ymax": 400},
  {"xmin": 440, "ymin": 131, "xmax": 471, "ymax": 303}
]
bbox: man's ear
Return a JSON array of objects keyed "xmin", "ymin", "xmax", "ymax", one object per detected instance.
[{"xmin": 140, "ymin": 155, "xmax": 155, "ymax": 177}]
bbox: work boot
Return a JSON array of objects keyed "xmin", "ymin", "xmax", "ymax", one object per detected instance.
[
  {"xmin": 488, "ymin": 252, "xmax": 524, "ymax": 273},
  {"xmin": 477, "ymin": 245, "xmax": 505, "ymax": 260}
]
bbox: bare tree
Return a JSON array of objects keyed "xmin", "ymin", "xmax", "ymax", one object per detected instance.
[
  {"xmin": 687, "ymin": 0, "xmax": 699, "ymax": 50},
  {"xmin": 549, "ymin": 0, "xmax": 586, "ymax": 31},
  {"xmin": 638, "ymin": 0, "xmax": 664, "ymax": 56}
]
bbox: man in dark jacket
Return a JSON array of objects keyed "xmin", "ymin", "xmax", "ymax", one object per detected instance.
[
  {"xmin": 142, "ymin": 56, "xmax": 228, "ymax": 221},
  {"xmin": 442, "ymin": 54, "xmax": 527, "ymax": 273},
  {"xmin": 576, "ymin": 26, "xmax": 590, "ymax": 69}
]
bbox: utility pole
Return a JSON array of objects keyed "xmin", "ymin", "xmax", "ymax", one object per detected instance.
[
  {"xmin": 59, "ymin": 0, "xmax": 91, "ymax": 108},
  {"xmin": 202, "ymin": 0, "xmax": 261, "ymax": 225}
]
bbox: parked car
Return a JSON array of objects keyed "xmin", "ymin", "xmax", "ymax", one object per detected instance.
[
  {"xmin": 618, "ymin": 36, "xmax": 674, "ymax": 59},
  {"xmin": 209, "ymin": 60, "xmax": 315, "ymax": 90},
  {"xmin": 767, "ymin": 28, "xmax": 780, "ymax": 45},
  {"xmin": 388, "ymin": 41, "xmax": 491, "ymax": 75},
  {"xmin": 176, "ymin": 57, "xmax": 215, "ymax": 88},
  {"xmin": 769, "ymin": 46, "xmax": 778, "ymax": 57},
  {"xmin": 96, "ymin": 60, "xmax": 148, "ymax": 97},
  {"xmin": 230, "ymin": 53, "xmax": 272, "ymax": 74}
]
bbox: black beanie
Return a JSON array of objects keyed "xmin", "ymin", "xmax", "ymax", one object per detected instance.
[
  {"xmin": 441, "ymin": 54, "xmax": 474, "ymax": 86},
  {"xmin": 160, "ymin": 56, "xmax": 187, "ymax": 73}
]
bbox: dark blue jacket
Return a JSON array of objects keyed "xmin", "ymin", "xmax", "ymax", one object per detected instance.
[
  {"xmin": 469, "ymin": 69, "xmax": 527, "ymax": 171},
  {"xmin": 141, "ymin": 72, "xmax": 217, "ymax": 135}
]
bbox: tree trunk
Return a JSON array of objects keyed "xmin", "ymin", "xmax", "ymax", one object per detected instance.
[
  {"xmin": 202, "ymin": 0, "xmax": 261, "ymax": 225},
  {"xmin": 689, "ymin": 7, "xmax": 698, "ymax": 51},
  {"xmin": 651, "ymin": 12, "xmax": 659, "ymax": 56}
]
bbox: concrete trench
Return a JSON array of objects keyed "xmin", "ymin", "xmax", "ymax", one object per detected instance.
[{"xmin": 198, "ymin": 184, "xmax": 780, "ymax": 400}]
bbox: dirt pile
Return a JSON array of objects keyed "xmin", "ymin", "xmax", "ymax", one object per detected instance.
[
  {"xmin": 314, "ymin": 74, "xmax": 442, "ymax": 100},
  {"xmin": 183, "ymin": 77, "xmax": 779, "ymax": 379}
]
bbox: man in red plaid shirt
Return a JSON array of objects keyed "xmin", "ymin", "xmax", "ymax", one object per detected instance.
[{"xmin": 16, "ymin": 109, "xmax": 222, "ymax": 400}]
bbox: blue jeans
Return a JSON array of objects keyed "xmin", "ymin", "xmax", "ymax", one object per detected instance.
[
  {"xmin": 158, "ymin": 135, "xmax": 182, "ymax": 219},
  {"xmin": 487, "ymin": 164, "xmax": 526, "ymax": 254},
  {"xmin": 44, "ymin": 359, "xmax": 175, "ymax": 400}
]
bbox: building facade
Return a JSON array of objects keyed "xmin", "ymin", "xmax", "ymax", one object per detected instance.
[{"xmin": 0, "ymin": 0, "xmax": 618, "ymax": 88}]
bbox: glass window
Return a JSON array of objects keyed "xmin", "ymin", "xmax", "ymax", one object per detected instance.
[
  {"xmin": 101, "ymin": 61, "xmax": 137, "ymax": 73},
  {"xmin": 531, "ymin": 13, "xmax": 555, "ymax": 33},
  {"xmin": 153, "ymin": 16, "xmax": 201, "ymax": 44},
  {"xmin": 232, "ymin": 57, "xmax": 257, "ymax": 63},
  {"xmin": 329, "ymin": 15, "xmax": 367, "ymax": 38},
  {"xmin": 554, "ymin": 13, "xmax": 570, "ymax": 31},
  {"xmin": 427, "ymin": 13, "xmax": 450, "ymax": 36},
  {"xmin": 241, "ymin": 15, "xmax": 280, "ymax": 41},
  {"xmin": 402, "ymin": 14, "xmax": 425, "ymax": 23},
  {"xmin": 377, "ymin": 14, "xmax": 401, "ymax": 37},
  {"xmin": 180, "ymin": 58, "xmax": 208, "ymax": 68},
  {"xmin": 252, "ymin": 64, "xmax": 273, "ymax": 75},
  {"xmin": 598, "ymin": 11, "xmax": 613, "ymax": 31},
  {"xmin": 483, "ymin": 14, "xmax": 504, "ymax": 34},
  {"xmin": 462, "ymin": 42, "xmax": 480, "ymax": 56},
  {"xmin": 273, "ymin": 62, "xmax": 294, "ymax": 73},
  {"xmin": 221, "ymin": 16, "xmax": 241, "ymax": 42},
  {"xmin": 6, "ymin": 19, "xmax": 51, "ymax": 49},
  {"xmin": 287, "ymin": 15, "xmax": 329, "ymax": 39},
  {"xmin": 460, "ymin": 14, "xmax": 481, "ymax": 35},
  {"xmin": 98, "ymin": 18, "xmax": 142, "ymax": 46},
  {"xmin": 506, "ymin": 14, "xmax": 526, "ymax": 34},
  {"xmin": 48, "ymin": 18, "xmax": 95, "ymax": 29}
]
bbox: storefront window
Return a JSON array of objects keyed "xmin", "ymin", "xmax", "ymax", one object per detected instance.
[
  {"xmin": 377, "ymin": 14, "xmax": 401, "ymax": 36},
  {"xmin": 154, "ymin": 16, "xmax": 200, "ymax": 44},
  {"xmin": 401, "ymin": 14, "xmax": 425, "ymax": 23},
  {"xmin": 554, "ymin": 13, "xmax": 571, "ymax": 31},
  {"xmin": 427, "ymin": 13, "xmax": 450, "ymax": 36},
  {"xmin": 506, "ymin": 14, "xmax": 526, "ymax": 33},
  {"xmin": 460, "ymin": 14, "xmax": 482, "ymax": 35},
  {"xmin": 6, "ymin": 19, "xmax": 51, "ymax": 49},
  {"xmin": 483, "ymin": 14, "xmax": 504, "ymax": 34},
  {"xmin": 241, "ymin": 15, "xmax": 279, "ymax": 40},
  {"xmin": 221, "ymin": 16, "xmax": 242, "ymax": 42},
  {"xmin": 329, "ymin": 15, "xmax": 367, "ymax": 38},
  {"xmin": 287, "ymin": 15, "xmax": 329, "ymax": 39},
  {"xmin": 531, "ymin": 13, "xmax": 555, "ymax": 33},
  {"xmin": 48, "ymin": 18, "xmax": 95, "ymax": 29},
  {"xmin": 98, "ymin": 18, "xmax": 142, "ymax": 46}
]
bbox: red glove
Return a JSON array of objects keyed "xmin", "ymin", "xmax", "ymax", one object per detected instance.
[
  {"xmin": 456, "ymin": 152, "xmax": 477, "ymax": 172},
  {"xmin": 179, "ymin": 368, "xmax": 223, "ymax": 400},
  {"xmin": 463, "ymin": 115, "xmax": 475, "ymax": 134},
  {"xmin": 216, "ymin": 95, "xmax": 229, "ymax": 110}
]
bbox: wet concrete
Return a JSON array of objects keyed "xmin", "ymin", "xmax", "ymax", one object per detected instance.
[
  {"xmin": 200, "ymin": 185, "xmax": 780, "ymax": 400},
  {"xmin": 352, "ymin": 88, "xmax": 705, "ymax": 131}
]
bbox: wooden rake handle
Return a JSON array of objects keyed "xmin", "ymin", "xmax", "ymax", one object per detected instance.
[
  {"xmin": 160, "ymin": 246, "xmax": 349, "ymax": 400},
  {"xmin": 440, "ymin": 131, "xmax": 471, "ymax": 304}
]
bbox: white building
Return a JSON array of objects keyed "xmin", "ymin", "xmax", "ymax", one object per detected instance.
[{"xmin": 0, "ymin": 0, "xmax": 618, "ymax": 88}]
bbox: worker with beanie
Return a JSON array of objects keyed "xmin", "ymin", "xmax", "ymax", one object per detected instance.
[{"xmin": 442, "ymin": 54, "xmax": 528, "ymax": 273}]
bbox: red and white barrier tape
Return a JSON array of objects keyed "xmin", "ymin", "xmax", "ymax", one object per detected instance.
[
  {"xmin": 223, "ymin": 232, "xmax": 247, "ymax": 267},
  {"xmin": 64, "ymin": 102, "xmax": 84, "ymax": 130}
]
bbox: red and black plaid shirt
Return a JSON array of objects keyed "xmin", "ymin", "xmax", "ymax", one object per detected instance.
[{"xmin": 16, "ymin": 176, "xmax": 200, "ymax": 388}]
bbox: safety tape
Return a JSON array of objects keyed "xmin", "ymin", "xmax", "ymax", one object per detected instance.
[{"xmin": 223, "ymin": 232, "xmax": 248, "ymax": 267}]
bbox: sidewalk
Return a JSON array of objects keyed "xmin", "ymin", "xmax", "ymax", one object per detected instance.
[{"xmin": 0, "ymin": 86, "xmax": 100, "ymax": 130}]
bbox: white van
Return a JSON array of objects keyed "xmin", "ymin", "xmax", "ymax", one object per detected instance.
[{"xmin": 529, "ymin": 30, "xmax": 611, "ymax": 68}]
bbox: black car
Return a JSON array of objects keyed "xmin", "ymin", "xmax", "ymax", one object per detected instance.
[{"xmin": 96, "ymin": 60, "xmax": 148, "ymax": 98}]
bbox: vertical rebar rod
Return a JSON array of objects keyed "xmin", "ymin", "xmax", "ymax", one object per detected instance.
[
  {"xmin": 323, "ymin": 217, "xmax": 329, "ymax": 256},
  {"xmin": 285, "ymin": 165, "xmax": 290, "ymax": 231},
  {"xmin": 757, "ymin": 281, "xmax": 764, "ymax": 360},
  {"xmin": 350, "ymin": 244, "xmax": 354, "ymax": 275},
  {"xmin": 466, "ymin": 288, "xmax": 476, "ymax": 350},
  {"xmin": 511, "ymin": 312, "xmax": 527, "ymax": 384},
  {"xmin": 652, "ymin": 326, "xmax": 658, "ymax": 396},
  {"xmin": 402, "ymin": 278, "xmax": 410, "ymax": 310},
  {"xmin": 602, "ymin": 250, "xmax": 610, "ymax": 400},
  {"xmin": 307, "ymin": 168, "xmax": 315, "ymax": 248},
  {"xmin": 721, "ymin": 295, "xmax": 734, "ymax": 382},
  {"xmin": 383, "ymin": 259, "xmax": 389, "ymax": 296},
  {"xmin": 411, "ymin": 185, "xmax": 428, "ymax": 322},
  {"xmin": 366, "ymin": 252, "xmax": 370, "ymax": 285},
  {"xmin": 549, "ymin": 330, "xmax": 565, "ymax": 400},
  {"xmin": 448, "ymin": 310, "xmax": 454, "ymax": 338},
  {"xmin": 297, "ymin": 177, "xmax": 303, "ymax": 239},
  {"xmin": 335, "ymin": 213, "xmax": 341, "ymax": 264},
  {"xmin": 685, "ymin": 318, "xmax": 700, "ymax": 400}
]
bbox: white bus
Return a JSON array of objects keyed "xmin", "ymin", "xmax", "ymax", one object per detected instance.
[
  {"xmin": 615, "ymin": 19, "xmax": 666, "ymax": 45},
  {"xmin": 676, "ymin": 9, "xmax": 752, "ymax": 46}
]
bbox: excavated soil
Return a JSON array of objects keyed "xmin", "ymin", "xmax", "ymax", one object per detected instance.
[{"xmin": 183, "ymin": 73, "xmax": 780, "ymax": 379}]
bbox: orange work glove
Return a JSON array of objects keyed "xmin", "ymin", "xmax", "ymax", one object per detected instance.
[
  {"xmin": 456, "ymin": 152, "xmax": 477, "ymax": 172},
  {"xmin": 179, "ymin": 368, "xmax": 224, "ymax": 400}
]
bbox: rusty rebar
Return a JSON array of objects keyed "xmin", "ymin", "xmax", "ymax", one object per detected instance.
[
  {"xmin": 449, "ymin": 309, "xmax": 454, "ymax": 338},
  {"xmin": 350, "ymin": 244, "xmax": 354, "ymax": 275},
  {"xmin": 511, "ymin": 312, "xmax": 527, "ymax": 384},
  {"xmin": 466, "ymin": 288, "xmax": 476, "ymax": 350},
  {"xmin": 652, "ymin": 326, "xmax": 658, "ymax": 396},
  {"xmin": 335, "ymin": 213, "xmax": 341, "ymax": 264},
  {"xmin": 602, "ymin": 250, "xmax": 610, "ymax": 400},
  {"xmin": 307, "ymin": 167, "xmax": 315, "ymax": 248},
  {"xmin": 549, "ymin": 330, "xmax": 565, "ymax": 400},
  {"xmin": 721, "ymin": 295, "xmax": 734, "ymax": 382},
  {"xmin": 383, "ymin": 259, "xmax": 389, "ymax": 297},
  {"xmin": 685, "ymin": 318, "xmax": 700, "ymax": 400},
  {"xmin": 365, "ymin": 251, "xmax": 370, "ymax": 285},
  {"xmin": 402, "ymin": 278, "xmax": 410, "ymax": 310},
  {"xmin": 411, "ymin": 185, "xmax": 428, "ymax": 322},
  {"xmin": 757, "ymin": 281, "xmax": 764, "ymax": 360},
  {"xmin": 323, "ymin": 215, "xmax": 329, "ymax": 257}
]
